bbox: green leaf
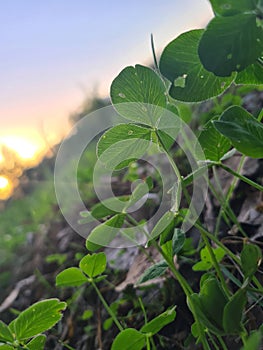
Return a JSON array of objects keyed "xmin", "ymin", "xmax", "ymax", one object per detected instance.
[
  {"xmin": 214, "ymin": 106, "xmax": 263, "ymax": 158},
  {"xmin": 56, "ymin": 267, "xmax": 88, "ymax": 287},
  {"xmin": 241, "ymin": 330, "xmax": 262, "ymax": 350},
  {"xmin": 86, "ymin": 214, "xmax": 125, "ymax": 251},
  {"xmin": 46, "ymin": 253, "xmax": 67, "ymax": 265},
  {"xmin": 159, "ymin": 30, "xmax": 233, "ymax": 102},
  {"xmin": 188, "ymin": 293, "xmax": 225, "ymax": 335},
  {"xmin": 172, "ymin": 229, "xmax": 185, "ymax": 255},
  {"xmin": 0, "ymin": 345, "xmax": 13, "ymax": 349},
  {"xmin": 124, "ymin": 180, "xmax": 151, "ymax": 211},
  {"xmin": 97, "ymin": 124, "xmax": 152, "ymax": 157},
  {"xmin": 79, "ymin": 252, "xmax": 107, "ymax": 278},
  {"xmin": 192, "ymin": 246, "xmax": 225, "ymax": 271},
  {"xmin": 137, "ymin": 260, "xmax": 168, "ymax": 284},
  {"xmin": 198, "ymin": 277, "xmax": 228, "ymax": 332},
  {"xmin": 0, "ymin": 321, "xmax": 13, "ymax": 343},
  {"xmin": 241, "ymin": 244, "xmax": 262, "ymax": 278},
  {"xmin": 209, "ymin": 0, "xmax": 257, "ymax": 16},
  {"xmin": 111, "ymin": 328, "xmax": 146, "ymax": 350},
  {"xmin": 81, "ymin": 310, "xmax": 93, "ymax": 320},
  {"xmin": 26, "ymin": 335, "xmax": 46, "ymax": 350},
  {"xmin": 91, "ymin": 196, "xmax": 129, "ymax": 218},
  {"xmin": 140, "ymin": 307, "xmax": 176, "ymax": 335},
  {"xmin": 9, "ymin": 299, "xmax": 66, "ymax": 341},
  {"xmin": 198, "ymin": 117, "xmax": 231, "ymax": 161},
  {"xmin": 149, "ymin": 211, "xmax": 175, "ymax": 242},
  {"xmin": 110, "ymin": 64, "xmax": 166, "ymax": 126},
  {"xmin": 97, "ymin": 124, "xmax": 152, "ymax": 169},
  {"xmin": 156, "ymin": 111, "xmax": 181, "ymax": 151},
  {"xmin": 223, "ymin": 289, "xmax": 247, "ymax": 334},
  {"xmin": 198, "ymin": 14, "xmax": 263, "ymax": 76},
  {"xmin": 236, "ymin": 62, "xmax": 263, "ymax": 85}
]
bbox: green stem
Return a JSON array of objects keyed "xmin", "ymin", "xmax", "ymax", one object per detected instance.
[
  {"xmin": 127, "ymin": 214, "xmax": 211, "ymax": 350},
  {"xmin": 146, "ymin": 336, "xmax": 151, "ymax": 350},
  {"xmin": 217, "ymin": 162, "xmax": 263, "ymax": 192},
  {"xmin": 139, "ymin": 297, "xmax": 148, "ymax": 325},
  {"xmin": 91, "ymin": 280, "xmax": 123, "ymax": 332},
  {"xmin": 217, "ymin": 335, "xmax": 228, "ymax": 350},
  {"xmin": 197, "ymin": 224, "xmax": 231, "ymax": 298}
]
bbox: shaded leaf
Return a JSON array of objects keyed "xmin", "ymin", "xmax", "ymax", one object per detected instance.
[
  {"xmin": 86, "ymin": 214, "xmax": 125, "ymax": 251},
  {"xmin": 137, "ymin": 260, "xmax": 168, "ymax": 284},
  {"xmin": 172, "ymin": 229, "xmax": 185, "ymax": 255},
  {"xmin": 209, "ymin": 0, "xmax": 257, "ymax": 16},
  {"xmin": 236, "ymin": 62, "xmax": 263, "ymax": 85},
  {"xmin": 241, "ymin": 330, "xmax": 262, "ymax": 350},
  {"xmin": 223, "ymin": 289, "xmax": 247, "ymax": 334},
  {"xmin": 198, "ymin": 117, "xmax": 231, "ymax": 161},
  {"xmin": 198, "ymin": 14, "xmax": 263, "ymax": 76},
  {"xmin": 241, "ymin": 244, "xmax": 262, "ymax": 278},
  {"xmin": 214, "ymin": 106, "xmax": 263, "ymax": 158}
]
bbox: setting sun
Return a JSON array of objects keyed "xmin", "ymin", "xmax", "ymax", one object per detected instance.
[
  {"xmin": 0, "ymin": 175, "xmax": 13, "ymax": 200},
  {"xmin": 0, "ymin": 136, "xmax": 40, "ymax": 161},
  {"xmin": 0, "ymin": 176, "xmax": 9, "ymax": 189}
]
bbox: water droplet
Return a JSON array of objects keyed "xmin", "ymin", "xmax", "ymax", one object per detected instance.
[
  {"xmin": 200, "ymin": 75, "xmax": 204, "ymax": 79},
  {"xmin": 140, "ymin": 80, "xmax": 143, "ymax": 84},
  {"xmin": 128, "ymin": 130, "xmax": 133, "ymax": 135},
  {"xmin": 102, "ymin": 135, "xmax": 106, "ymax": 139},
  {"xmin": 182, "ymin": 74, "xmax": 188, "ymax": 78},
  {"xmin": 221, "ymin": 82, "xmax": 226, "ymax": 89},
  {"xmin": 236, "ymin": 64, "xmax": 241, "ymax": 70},
  {"xmin": 257, "ymin": 38, "xmax": 261, "ymax": 42},
  {"xmin": 118, "ymin": 93, "xmax": 126, "ymax": 99},
  {"xmin": 227, "ymin": 53, "xmax": 232, "ymax": 60}
]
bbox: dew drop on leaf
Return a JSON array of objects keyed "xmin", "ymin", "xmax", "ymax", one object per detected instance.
[{"xmin": 118, "ymin": 93, "xmax": 126, "ymax": 98}]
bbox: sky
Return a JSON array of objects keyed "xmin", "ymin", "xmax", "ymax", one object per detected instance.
[{"xmin": 0, "ymin": 0, "xmax": 213, "ymax": 157}]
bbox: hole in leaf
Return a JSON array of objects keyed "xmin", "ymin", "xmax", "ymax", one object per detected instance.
[{"xmin": 173, "ymin": 74, "xmax": 187, "ymax": 88}]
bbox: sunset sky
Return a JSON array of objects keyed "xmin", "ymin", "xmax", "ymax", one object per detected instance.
[{"xmin": 1, "ymin": 0, "xmax": 213, "ymax": 160}]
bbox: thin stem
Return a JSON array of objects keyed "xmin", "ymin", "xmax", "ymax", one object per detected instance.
[
  {"xmin": 127, "ymin": 214, "xmax": 211, "ymax": 350},
  {"xmin": 139, "ymin": 297, "xmax": 148, "ymax": 325},
  {"xmin": 146, "ymin": 336, "xmax": 151, "ymax": 350},
  {"xmin": 217, "ymin": 335, "xmax": 228, "ymax": 350},
  {"xmin": 217, "ymin": 162, "xmax": 263, "ymax": 192},
  {"xmin": 151, "ymin": 34, "xmax": 159, "ymax": 71},
  {"xmin": 197, "ymin": 224, "xmax": 231, "ymax": 298},
  {"xmin": 91, "ymin": 280, "xmax": 123, "ymax": 332}
]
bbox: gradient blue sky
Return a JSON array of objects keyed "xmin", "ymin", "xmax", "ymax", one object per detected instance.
[{"xmin": 0, "ymin": 0, "xmax": 213, "ymax": 153}]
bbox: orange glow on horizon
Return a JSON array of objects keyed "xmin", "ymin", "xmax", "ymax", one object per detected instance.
[
  {"xmin": 0, "ymin": 136, "xmax": 44, "ymax": 164},
  {"xmin": 0, "ymin": 176, "xmax": 13, "ymax": 200}
]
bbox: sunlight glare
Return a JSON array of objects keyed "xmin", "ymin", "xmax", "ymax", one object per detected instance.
[
  {"xmin": 0, "ymin": 175, "xmax": 13, "ymax": 200},
  {"xmin": 0, "ymin": 136, "xmax": 39, "ymax": 161},
  {"xmin": 0, "ymin": 176, "xmax": 9, "ymax": 189}
]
